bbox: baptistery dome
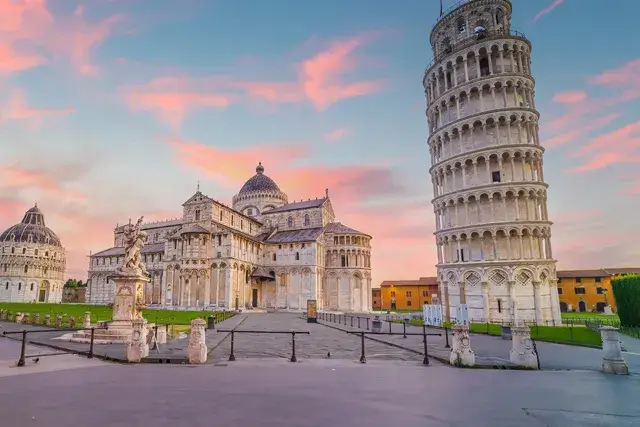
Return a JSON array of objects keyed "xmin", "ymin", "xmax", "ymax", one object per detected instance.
[
  {"xmin": 0, "ymin": 205, "xmax": 66, "ymax": 303},
  {"xmin": 232, "ymin": 163, "xmax": 288, "ymax": 217},
  {"xmin": 0, "ymin": 205, "xmax": 62, "ymax": 247}
]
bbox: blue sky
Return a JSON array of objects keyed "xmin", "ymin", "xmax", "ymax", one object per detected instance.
[{"xmin": 1, "ymin": 0, "xmax": 638, "ymax": 281}]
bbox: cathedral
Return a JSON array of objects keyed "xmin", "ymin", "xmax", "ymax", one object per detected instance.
[
  {"xmin": 87, "ymin": 163, "xmax": 373, "ymax": 312},
  {"xmin": 0, "ymin": 205, "xmax": 66, "ymax": 303}
]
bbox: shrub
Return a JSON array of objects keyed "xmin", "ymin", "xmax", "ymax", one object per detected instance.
[{"xmin": 612, "ymin": 274, "xmax": 640, "ymax": 327}]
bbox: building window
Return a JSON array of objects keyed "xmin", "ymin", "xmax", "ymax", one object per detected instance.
[
  {"xmin": 301, "ymin": 243, "xmax": 305, "ymax": 248},
  {"xmin": 220, "ymin": 211, "xmax": 223, "ymax": 221},
  {"xmin": 422, "ymin": 290, "xmax": 428, "ymax": 297},
  {"xmin": 304, "ymin": 214, "xmax": 310, "ymax": 226},
  {"xmin": 241, "ymin": 220, "xmax": 244, "ymax": 230},
  {"xmin": 278, "ymin": 245, "xmax": 282, "ymax": 249},
  {"xmin": 595, "ymin": 277, "xmax": 602, "ymax": 283},
  {"xmin": 35, "ymin": 249, "xmax": 38, "ymax": 256},
  {"xmin": 45, "ymin": 251, "xmax": 48, "ymax": 257},
  {"xmin": 195, "ymin": 210, "xmax": 201, "ymax": 221},
  {"xmin": 557, "ymin": 287, "xmax": 563, "ymax": 295},
  {"xmin": 492, "ymin": 171, "xmax": 501, "ymax": 182},
  {"xmin": 247, "ymin": 208, "xmax": 253, "ymax": 216},
  {"xmin": 407, "ymin": 301, "xmax": 412, "ymax": 307},
  {"xmin": 574, "ymin": 287, "xmax": 586, "ymax": 295},
  {"xmin": 18, "ymin": 283, "xmax": 21, "ymax": 291},
  {"xmin": 22, "ymin": 248, "xmax": 26, "ymax": 254},
  {"xmin": 30, "ymin": 283, "xmax": 34, "ymax": 291},
  {"xmin": 5, "ymin": 282, "xmax": 7, "ymax": 290},
  {"xmin": 217, "ymin": 235, "xmax": 222, "ymax": 246},
  {"xmin": 24, "ymin": 265, "xmax": 28, "ymax": 273},
  {"xmin": 287, "ymin": 216, "xmax": 293, "ymax": 228},
  {"xmin": 295, "ymin": 252, "xmax": 300, "ymax": 261},
  {"xmin": 457, "ymin": 17, "xmax": 466, "ymax": 33},
  {"xmin": 423, "ymin": 301, "xmax": 428, "ymax": 305},
  {"xmin": 497, "ymin": 299, "xmax": 502, "ymax": 313},
  {"xmin": 406, "ymin": 291, "xmax": 412, "ymax": 297},
  {"xmin": 479, "ymin": 57, "xmax": 490, "ymax": 76},
  {"xmin": 596, "ymin": 287, "xmax": 605, "ymax": 294},
  {"xmin": 11, "ymin": 247, "xmax": 15, "ymax": 254},
  {"xmin": 272, "ymin": 253, "xmax": 276, "ymax": 261},
  {"xmin": 390, "ymin": 291, "xmax": 396, "ymax": 297},
  {"xmin": 341, "ymin": 255, "xmax": 347, "ymax": 267},
  {"xmin": 334, "ymin": 237, "xmax": 338, "ymax": 244},
  {"xmin": 231, "ymin": 215, "xmax": 234, "ymax": 226},
  {"xmin": 575, "ymin": 277, "xmax": 582, "ymax": 283}
]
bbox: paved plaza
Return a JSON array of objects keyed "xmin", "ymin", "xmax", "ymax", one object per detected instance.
[{"xmin": 0, "ymin": 336, "xmax": 638, "ymax": 427}]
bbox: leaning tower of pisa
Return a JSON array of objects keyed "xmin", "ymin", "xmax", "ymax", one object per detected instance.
[{"xmin": 425, "ymin": 0, "xmax": 561, "ymax": 325}]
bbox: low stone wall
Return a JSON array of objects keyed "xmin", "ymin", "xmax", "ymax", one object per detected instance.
[{"xmin": 62, "ymin": 287, "xmax": 86, "ymax": 303}]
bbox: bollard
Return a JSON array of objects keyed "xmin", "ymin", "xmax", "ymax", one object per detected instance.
[
  {"xmin": 88, "ymin": 327, "xmax": 96, "ymax": 358},
  {"xmin": 422, "ymin": 327, "xmax": 430, "ymax": 365},
  {"xmin": 17, "ymin": 330, "xmax": 27, "ymax": 367},
  {"xmin": 600, "ymin": 326, "xmax": 629, "ymax": 375},
  {"xmin": 403, "ymin": 322, "xmax": 407, "ymax": 339},
  {"xmin": 388, "ymin": 320, "xmax": 392, "ymax": 334},
  {"xmin": 229, "ymin": 331, "xmax": 236, "ymax": 361},
  {"xmin": 445, "ymin": 326, "xmax": 450, "ymax": 348},
  {"xmin": 290, "ymin": 332, "xmax": 297, "ymax": 362},
  {"xmin": 359, "ymin": 331, "xmax": 366, "ymax": 363}
]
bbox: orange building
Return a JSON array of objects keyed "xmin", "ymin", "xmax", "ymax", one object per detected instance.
[
  {"xmin": 375, "ymin": 277, "xmax": 440, "ymax": 311},
  {"xmin": 371, "ymin": 288, "xmax": 381, "ymax": 310},
  {"xmin": 557, "ymin": 268, "xmax": 640, "ymax": 313}
]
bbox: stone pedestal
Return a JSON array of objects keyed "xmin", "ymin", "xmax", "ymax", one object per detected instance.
[
  {"xmin": 449, "ymin": 325, "xmax": 475, "ymax": 367},
  {"xmin": 509, "ymin": 326, "xmax": 539, "ymax": 369},
  {"xmin": 156, "ymin": 325, "xmax": 168, "ymax": 344},
  {"xmin": 604, "ymin": 306, "xmax": 613, "ymax": 315},
  {"xmin": 127, "ymin": 319, "xmax": 149, "ymax": 362},
  {"xmin": 44, "ymin": 314, "xmax": 51, "ymax": 326},
  {"xmin": 54, "ymin": 315, "xmax": 62, "ymax": 328},
  {"xmin": 72, "ymin": 275, "xmax": 149, "ymax": 344},
  {"xmin": 600, "ymin": 326, "xmax": 628, "ymax": 375},
  {"xmin": 187, "ymin": 318, "xmax": 207, "ymax": 364},
  {"xmin": 15, "ymin": 313, "xmax": 23, "ymax": 323},
  {"xmin": 33, "ymin": 314, "xmax": 40, "ymax": 324},
  {"xmin": 82, "ymin": 312, "xmax": 91, "ymax": 329}
]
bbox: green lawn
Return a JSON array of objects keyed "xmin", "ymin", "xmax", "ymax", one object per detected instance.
[
  {"xmin": 561, "ymin": 312, "xmax": 619, "ymax": 320},
  {"xmin": 0, "ymin": 302, "xmax": 232, "ymax": 325}
]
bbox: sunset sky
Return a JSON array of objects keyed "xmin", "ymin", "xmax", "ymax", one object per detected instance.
[{"xmin": 1, "ymin": 0, "xmax": 639, "ymax": 283}]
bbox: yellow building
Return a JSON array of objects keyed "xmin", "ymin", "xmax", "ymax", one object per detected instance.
[
  {"xmin": 557, "ymin": 268, "xmax": 640, "ymax": 313},
  {"xmin": 377, "ymin": 277, "xmax": 440, "ymax": 311}
]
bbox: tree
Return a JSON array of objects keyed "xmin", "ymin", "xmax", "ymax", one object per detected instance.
[
  {"xmin": 612, "ymin": 274, "xmax": 640, "ymax": 327},
  {"xmin": 64, "ymin": 279, "xmax": 77, "ymax": 288}
]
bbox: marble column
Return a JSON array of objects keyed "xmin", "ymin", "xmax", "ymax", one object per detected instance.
[
  {"xmin": 481, "ymin": 282, "xmax": 490, "ymax": 321},
  {"xmin": 533, "ymin": 281, "xmax": 542, "ymax": 324}
]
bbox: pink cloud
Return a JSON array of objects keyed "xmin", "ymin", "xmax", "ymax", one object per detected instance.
[
  {"xmin": 299, "ymin": 37, "xmax": 382, "ymax": 110},
  {"xmin": 123, "ymin": 34, "xmax": 384, "ymax": 125},
  {"xmin": 534, "ymin": 0, "xmax": 564, "ymax": 22},
  {"xmin": 324, "ymin": 128, "xmax": 349, "ymax": 143},
  {"xmin": 543, "ymin": 113, "xmax": 619, "ymax": 148},
  {"xmin": 0, "ymin": 164, "xmax": 86, "ymax": 201},
  {"xmin": 0, "ymin": 1, "xmax": 125, "ymax": 76},
  {"xmin": 552, "ymin": 90, "xmax": 587, "ymax": 104},
  {"xmin": 2, "ymin": 89, "xmax": 75, "ymax": 127}
]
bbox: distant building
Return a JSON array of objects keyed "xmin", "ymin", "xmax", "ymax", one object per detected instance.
[
  {"xmin": 376, "ymin": 277, "xmax": 440, "ymax": 311},
  {"xmin": 87, "ymin": 163, "xmax": 373, "ymax": 312},
  {"xmin": 556, "ymin": 268, "xmax": 640, "ymax": 313},
  {"xmin": 0, "ymin": 205, "xmax": 66, "ymax": 302},
  {"xmin": 372, "ymin": 288, "xmax": 381, "ymax": 310}
]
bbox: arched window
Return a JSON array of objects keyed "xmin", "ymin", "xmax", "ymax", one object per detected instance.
[
  {"xmin": 11, "ymin": 247, "xmax": 15, "ymax": 254},
  {"xmin": 5, "ymin": 282, "xmax": 8, "ymax": 290},
  {"xmin": 479, "ymin": 57, "xmax": 489, "ymax": 76},
  {"xmin": 457, "ymin": 17, "xmax": 466, "ymax": 34},
  {"xmin": 22, "ymin": 248, "xmax": 26, "ymax": 254},
  {"xmin": 30, "ymin": 283, "xmax": 34, "ymax": 291},
  {"xmin": 18, "ymin": 283, "xmax": 22, "ymax": 291},
  {"xmin": 24, "ymin": 265, "xmax": 28, "ymax": 273},
  {"xmin": 220, "ymin": 210, "xmax": 223, "ymax": 221},
  {"xmin": 287, "ymin": 217, "xmax": 293, "ymax": 228},
  {"xmin": 496, "ymin": 9, "xmax": 504, "ymax": 26},
  {"xmin": 231, "ymin": 215, "xmax": 234, "ymax": 226},
  {"xmin": 35, "ymin": 249, "xmax": 38, "ymax": 256},
  {"xmin": 247, "ymin": 208, "xmax": 253, "ymax": 216},
  {"xmin": 246, "ymin": 271, "xmax": 250, "ymax": 283},
  {"xmin": 272, "ymin": 253, "xmax": 276, "ymax": 261},
  {"xmin": 195, "ymin": 210, "xmax": 201, "ymax": 221},
  {"xmin": 295, "ymin": 252, "xmax": 300, "ymax": 261},
  {"xmin": 304, "ymin": 214, "xmax": 310, "ymax": 226}
]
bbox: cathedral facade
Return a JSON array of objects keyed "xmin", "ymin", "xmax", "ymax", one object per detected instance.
[
  {"xmin": 86, "ymin": 163, "xmax": 373, "ymax": 312},
  {"xmin": 0, "ymin": 205, "xmax": 66, "ymax": 303}
]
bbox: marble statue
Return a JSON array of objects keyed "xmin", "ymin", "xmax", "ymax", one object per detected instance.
[{"xmin": 116, "ymin": 216, "xmax": 149, "ymax": 277}]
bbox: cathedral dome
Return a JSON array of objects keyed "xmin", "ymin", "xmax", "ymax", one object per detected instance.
[
  {"xmin": 0, "ymin": 205, "xmax": 62, "ymax": 247},
  {"xmin": 238, "ymin": 162, "xmax": 282, "ymax": 195}
]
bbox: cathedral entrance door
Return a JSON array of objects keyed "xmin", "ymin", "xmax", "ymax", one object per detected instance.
[
  {"xmin": 252, "ymin": 288, "xmax": 258, "ymax": 307},
  {"xmin": 38, "ymin": 289, "xmax": 46, "ymax": 302}
]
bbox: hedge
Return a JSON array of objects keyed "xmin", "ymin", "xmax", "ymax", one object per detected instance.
[{"xmin": 611, "ymin": 274, "xmax": 640, "ymax": 327}]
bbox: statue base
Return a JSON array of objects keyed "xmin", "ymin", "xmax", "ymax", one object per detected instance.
[{"xmin": 71, "ymin": 275, "xmax": 148, "ymax": 344}]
